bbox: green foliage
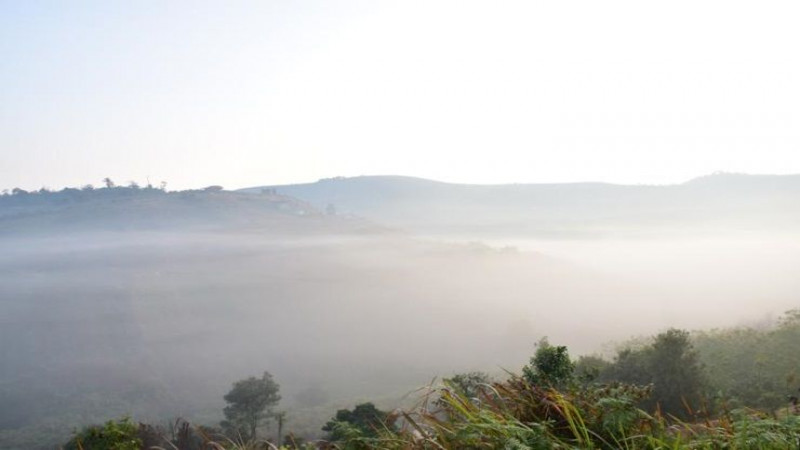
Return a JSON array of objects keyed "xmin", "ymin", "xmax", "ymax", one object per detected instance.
[
  {"xmin": 64, "ymin": 417, "xmax": 141, "ymax": 450},
  {"xmin": 603, "ymin": 328, "xmax": 706, "ymax": 419},
  {"xmin": 35, "ymin": 313, "xmax": 800, "ymax": 449},
  {"xmin": 322, "ymin": 402, "xmax": 390, "ymax": 442},
  {"xmin": 221, "ymin": 371, "xmax": 281, "ymax": 441},
  {"xmin": 324, "ymin": 353, "xmax": 800, "ymax": 449},
  {"xmin": 647, "ymin": 329, "xmax": 706, "ymax": 418},
  {"xmin": 55, "ymin": 323, "xmax": 800, "ymax": 450},
  {"xmin": 335, "ymin": 373, "xmax": 658, "ymax": 449},
  {"xmin": 694, "ymin": 309, "xmax": 800, "ymax": 410},
  {"xmin": 575, "ymin": 355, "xmax": 612, "ymax": 383},
  {"xmin": 522, "ymin": 338, "xmax": 575, "ymax": 388}
]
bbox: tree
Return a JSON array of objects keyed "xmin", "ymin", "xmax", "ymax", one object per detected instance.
[
  {"xmin": 523, "ymin": 338, "xmax": 574, "ymax": 388},
  {"xmin": 574, "ymin": 355, "xmax": 612, "ymax": 383},
  {"xmin": 274, "ymin": 411, "xmax": 286, "ymax": 446},
  {"xmin": 606, "ymin": 329, "xmax": 706, "ymax": 418},
  {"xmin": 322, "ymin": 402, "xmax": 389, "ymax": 442},
  {"xmin": 647, "ymin": 328, "xmax": 705, "ymax": 418},
  {"xmin": 445, "ymin": 371, "xmax": 492, "ymax": 399},
  {"xmin": 221, "ymin": 371, "xmax": 281, "ymax": 441},
  {"xmin": 103, "ymin": 177, "xmax": 115, "ymax": 188}
]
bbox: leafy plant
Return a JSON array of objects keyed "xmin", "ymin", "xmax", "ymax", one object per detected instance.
[{"xmin": 64, "ymin": 417, "xmax": 141, "ymax": 450}]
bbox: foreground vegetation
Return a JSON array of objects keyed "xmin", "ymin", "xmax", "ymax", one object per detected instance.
[{"xmin": 61, "ymin": 311, "xmax": 800, "ymax": 449}]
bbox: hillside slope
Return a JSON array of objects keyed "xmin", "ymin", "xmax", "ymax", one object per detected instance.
[{"xmin": 0, "ymin": 186, "xmax": 378, "ymax": 236}]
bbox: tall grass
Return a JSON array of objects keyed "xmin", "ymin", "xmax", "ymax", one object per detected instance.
[
  {"xmin": 64, "ymin": 379, "xmax": 800, "ymax": 449},
  {"xmin": 326, "ymin": 376, "xmax": 800, "ymax": 450}
]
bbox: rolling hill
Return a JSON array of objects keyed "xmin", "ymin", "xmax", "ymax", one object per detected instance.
[
  {"xmin": 241, "ymin": 173, "xmax": 800, "ymax": 237},
  {"xmin": 0, "ymin": 186, "xmax": 379, "ymax": 236}
]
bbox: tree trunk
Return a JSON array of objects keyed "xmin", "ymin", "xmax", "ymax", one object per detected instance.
[{"xmin": 277, "ymin": 414, "xmax": 284, "ymax": 446}]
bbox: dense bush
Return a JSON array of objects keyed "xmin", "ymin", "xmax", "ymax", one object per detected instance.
[
  {"xmin": 322, "ymin": 402, "xmax": 390, "ymax": 444},
  {"xmin": 63, "ymin": 417, "xmax": 141, "ymax": 450}
]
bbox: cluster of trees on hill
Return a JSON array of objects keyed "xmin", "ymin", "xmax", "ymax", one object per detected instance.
[
  {"xmin": 576, "ymin": 329, "xmax": 706, "ymax": 419},
  {"xmin": 0, "ymin": 179, "xmax": 250, "ymax": 206},
  {"xmin": 0, "ymin": 178, "xmax": 332, "ymax": 235},
  {"xmin": 693, "ymin": 310, "xmax": 800, "ymax": 410},
  {"xmin": 1, "ymin": 178, "xmax": 169, "ymax": 197},
  {"xmin": 0, "ymin": 179, "xmax": 174, "ymax": 213},
  {"xmin": 61, "ymin": 311, "xmax": 800, "ymax": 449}
]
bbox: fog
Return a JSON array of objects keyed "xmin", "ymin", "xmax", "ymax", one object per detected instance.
[
  {"xmin": 5, "ymin": 0, "xmax": 800, "ymax": 445},
  {"xmin": 3, "ymin": 223, "xmax": 799, "ymax": 443},
  {"xmin": 434, "ymin": 233, "xmax": 800, "ymax": 331}
]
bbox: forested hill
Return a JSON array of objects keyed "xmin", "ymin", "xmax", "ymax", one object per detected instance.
[
  {"xmin": 0, "ymin": 185, "xmax": 378, "ymax": 235},
  {"xmin": 241, "ymin": 173, "xmax": 800, "ymax": 236}
]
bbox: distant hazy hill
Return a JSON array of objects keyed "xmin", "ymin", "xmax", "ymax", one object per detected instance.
[
  {"xmin": 0, "ymin": 186, "xmax": 377, "ymax": 235},
  {"xmin": 241, "ymin": 173, "xmax": 800, "ymax": 236}
]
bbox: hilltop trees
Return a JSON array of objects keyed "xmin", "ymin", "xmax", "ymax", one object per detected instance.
[
  {"xmin": 221, "ymin": 371, "xmax": 281, "ymax": 441},
  {"xmin": 1, "ymin": 179, "xmax": 170, "ymax": 202}
]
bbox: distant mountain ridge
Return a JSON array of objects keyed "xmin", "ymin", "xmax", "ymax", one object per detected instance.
[{"xmin": 240, "ymin": 173, "xmax": 800, "ymax": 237}]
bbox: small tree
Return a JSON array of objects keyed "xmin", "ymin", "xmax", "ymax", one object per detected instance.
[
  {"xmin": 647, "ymin": 328, "xmax": 705, "ymax": 418},
  {"xmin": 322, "ymin": 402, "xmax": 389, "ymax": 442},
  {"xmin": 606, "ymin": 328, "xmax": 706, "ymax": 418},
  {"xmin": 221, "ymin": 371, "xmax": 281, "ymax": 441},
  {"xmin": 523, "ymin": 338, "xmax": 574, "ymax": 388},
  {"xmin": 445, "ymin": 371, "xmax": 492, "ymax": 399}
]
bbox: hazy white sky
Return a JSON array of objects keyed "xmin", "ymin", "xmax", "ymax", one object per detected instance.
[{"xmin": 2, "ymin": 0, "xmax": 800, "ymax": 190}]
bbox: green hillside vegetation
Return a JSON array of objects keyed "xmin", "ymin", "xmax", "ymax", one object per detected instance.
[{"xmin": 56, "ymin": 310, "xmax": 800, "ymax": 449}]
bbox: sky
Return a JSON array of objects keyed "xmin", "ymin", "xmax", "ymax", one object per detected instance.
[{"xmin": 2, "ymin": 0, "xmax": 800, "ymax": 191}]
